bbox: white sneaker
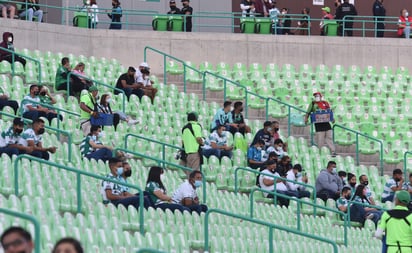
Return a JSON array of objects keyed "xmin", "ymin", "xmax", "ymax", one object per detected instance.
[
  {"xmin": 366, "ymin": 214, "xmax": 374, "ymax": 220},
  {"xmin": 127, "ymin": 119, "xmax": 139, "ymax": 126}
]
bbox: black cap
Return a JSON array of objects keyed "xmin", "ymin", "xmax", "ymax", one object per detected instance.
[
  {"xmin": 128, "ymin": 66, "xmax": 136, "ymax": 72},
  {"xmin": 181, "ymin": 0, "xmax": 189, "ymax": 2},
  {"xmin": 264, "ymin": 121, "xmax": 272, "ymax": 127},
  {"xmin": 13, "ymin": 118, "xmax": 24, "ymax": 126},
  {"xmin": 266, "ymin": 159, "xmax": 277, "ymax": 166}
]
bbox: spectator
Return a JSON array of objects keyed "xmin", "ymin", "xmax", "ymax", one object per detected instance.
[
  {"xmin": 275, "ymin": 155, "xmax": 292, "ymax": 176},
  {"xmin": 180, "ymin": 112, "xmax": 204, "ymax": 171},
  {"xmin": 267, "ymin": 138, "xmax": 286, "ymax": 159},
  {"xmin": 211, "ymin": 101, "xmax": 237, "ymax": 133},
  {"xmin": 253, "ymin": 0, "xmax": 264, "ymax": 17},
  {"xmin": 0, "ymin": 118, "xmax": 31, "ymax": 157},
  {"xmin": 135, "ymin": 62, "xmax": 157, "ymax": 103},
  {"xmin": 19, "ymin": 118, "xmax": 56, "ymax": 160},
  {"xmin": 180, "ymin": 0, "xmax": 193, "ymax": 32},
  {"xmin": 72, "ymin": 62, "xmax": 93, "ymax": 89},
  {"xmin": 372, "ymin": 0, "xmax": 385, "ymax": 38},
  {"xmin": 167, "ymin": 0, "xmax": 180, "ymax": 15},
  {"xmin": 296, "ymin": 7, "xmax": 310, "ymax": 35},
  {"xmin": 397, "ymin": 9, "xmax": 412, "ymax": 38},
  {"xmin": 336, "ymin": 186, "xmax": 352, "ymax": 213},
  {"xmin": 19, "ymin": 0, "xmax": 43, "ymax": 23},
  {"xmin": 82, "ymin": 0, "xmax": 99, "ymax": 29},
  {"xmin": 359, "ymin": 174, "xmax": 376, "ymax": 205},
  {"xmin": 271, "ymin": 121, "xmax": 288, "ymax": 152},
  {"xmin": 80, "ymin": 125, "xmax": 113, "ymax": 162},
  {"xmin": 352, "ymin": 184, "xmax": 382, "ymax": 226},
  {"xmin": 55, "ymin": 57, "xmax": 85, "ymax": 96},
  {"xmin": 320, "ymin": 6, "xmax": 334, "ymax": 36},
  {"xmin": 172, "ymin": 170, "xmax": 208, "ymax": 214},
  {"xmin": 269, "ymin": 1, "xmax": 281, "ymax": 34},
  {"xmin": 230, "ymin": 101, "xmax": 251, "ymax": 135},
  {"xmin": 0, "ymin": 32, "xmax": 26, "ymax": 67},
  {"xmin": 52, "ymin": 237, "xmax": 84, "ymax": 253},
  {"xmin": 0, "ymin": 86, "xmax": 18, "ymax": 114},
  {"xmin": 338, "ymin": 170, "xmax": 347, "ymax": 185},
  {"xmin": 38, "ymin": 86, "xmax": 63, "ymax": 122},
  {"xmin": 250, "ymin": 120, "xmax": 273, "ymax": 150},
  {"xmin": 0, "ymin": 226, "xmax": 34, "ymax": 253},
  {"xmin": 279, "ymin": 8, "xmax": 292, "ymax": 35},
  {"xmin": 114, "ymin": 66, "xmax": 144, "ymax": 101},
  {"xmin": 286, "ymin": 164, "xmax": 311, "ymax": 198},
  {"xmin": 146, "ymin": 166, "xmax": 190, "ymax": 213},
  {"xmin": 374, "ymin": 191, "xmax": 412, "ymax": 253},
  {"xmin": 404, "ymin": 173, "xmax": 412, "ymax": 197},
  {"xmin": 255, "ymin": 152, "xmax": 278, "ymax": 186},
  {"xmin": 240, "ymin": 0, "xmax": 255, "ymax": 17},
  {"xmin": 304, "ymin": 92, "xmax": 336, "ymax": 156},
  {"xmin": 202, "ymin": 125, "xmax": 233, "ymax": 160},
  {"xmin": 247, "ymin": 139, "xmax": 265, "ymax": 170},
  {"xmin": 262, "ymin": 0, "xmax": 271, "ymax": 17},
  {"xmin": 79, "ymin": 85, "xmax": 99, "ymax": 136},
  {"xmin": 21, "ymin": 84, "xmax": 58, "ymax": 124},
  {"xmin": 101, "ymin": 158, "xmax": 150, "ymax": 210},
  {"xmin": 98, "ymin": 94, "xmax": 138, "ymax": 130},
  {"xmin": 335, "ymin": 0, "xmax": 357, "ymax": 37},
  {"xmin": 0, "ymin": 2, "xmax": 15, "ymax": 19},
  {"xmin": 382, "ymin": 168, "xmax": 404, "ymax": 203},
  {"xmin": 347, "ymin": 172, "xmax": 357, "ymax": 191},
  {"xmin": 315, "ymin": 161, "xmax": 342, "ymax": 201},
  {"xmin": 108, "ymin": 0, "xmax": 122, "ymax": 30}
]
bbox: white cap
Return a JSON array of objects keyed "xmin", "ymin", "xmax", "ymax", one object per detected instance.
[{"xmin": 139, "ymin": 62, "xmax": 150, "ymax": 68}]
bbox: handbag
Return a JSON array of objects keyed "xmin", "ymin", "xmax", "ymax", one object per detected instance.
[{"xmin": 90, "ymin": 113, "xmax": 114, "ymax": 126}]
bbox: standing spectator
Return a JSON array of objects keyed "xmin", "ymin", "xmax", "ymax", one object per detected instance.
[
  {"xmin": 240, "ymin": 0, "xmax": 255, "ymax": 17},
  {"xmin": 247, "ymin": 139, "xmax": 265, "ymax": 170},
  {"xmin": 0, "ymin": 118, "xmax": 32, "ymax": 157},
  {"xmin": 372, "ymin": 0, "xmax": 385, "ymax": 38},
  {"xmin": 79, "ymin": 85, "xmax": 99, "ymax": 136},
  {"xmin": 279, "ymin": 8, "xmax": 292, "ymax": 35},
  {"xmin": 0, "ymin": 1, "xmax": 15, "ymax": 19},
  {"xmin": 180, "ymin": 112, "xmax": 204, "ymax": 171},
  {"xmin": 397, "ymin": 9, "xmax": 412, "ymax": 38},
  {"xmin": 382, "ymin": 168, "xmax": 404, "ymax": 203},
  {"xmin": 211, "ymin": 101, "xmax": 237, "ymax": 133},
  {"xmin": 0, "ymin": 32, "xmax": 26, "ymax": 67},
  {"xmin": 52, "ymin": 237, "xmax": 84, "ymax": 253},
  {"xmin": 98, "ymin": 94, "xmax": 138, "ymax": 130},
  {"xmin": 146, "ymin": 166, "xmax": 190, "ymax": 213},
  {"xmin": 335, "ymin": 0, "xmax": 357, "ymax": 37},
  {"xmin": 352, "ymin": 184, "xmax": 382, "ymax": 226},
  {"xmin": 320, "ymin": 6, "xmax": 334, "ymax": 36},
  {"xmin": 286, "ymin": 164, "xmax": 311, "ymax": 198},
  {"xmin": 359, "ymin": 174, "xmax": 376, "ymax": 205},
  {"xmin": 253, "ymin": 0, "xmax": 264, "ymax": 17},
  {"xmin": 202, "ymin": 125, "xmax": 233, "ymax": 160},
  {"xmin": 19, "ymin": 118, "xmax": 57, "ymax": 160},
  {"xmin": 172, "ymin": 170, "xmax": 208, "ymax": 214},
  {"xmin": 135, "ymin": 62, "xmax": 158, "ymax": 103},
  {"xmin": 180, "ymin": 0, "xmax": 193, "ymax": 32},
  {"xmin": 269, "ymin": 1, "xmax": 281, "ymax": 34},
  {"xmin": 374, "ymin": 191, "xmax": 412, "ymax": 253},
  {"xmin": 167, "ymin": 0, "xmax": 180, "ymax": 15},
  {"xmin": 19, "ymin": 0, "xmax": 43, "ymax": 23},
  {"xmin": 80, "ymin": 125, "xmax": 113, "ymax": 162},
  {"xmin": 108, "ymin": 0, "xmax": 122, "ymax": 29},
  {"xmin": 296, "ymin": 7, "xmax": 310, "ymax": 35},
  {"xmin": 21, "ymin": 84, "xmax": 58, "ymax": 124},
  {"xmin": 83, "ymin": 0, "xmax": 99, "ymax": 28},
  {"xmin": 230, "ymin": 101, "xmax": 251, "ymax": 135},
  {"xmin": 251, "ymin": 121, "xmax": 273, "ymax": 150},
  {"xmin": 0, "ymin": 226, "xmax": 34, "ymax": 253},
  {"xmin": 304, "ymin": 92, "xmax": 336, "ymax": 156},
  {"xmin": 114, "ymin": 66, "xmax": 144, "ymax": 101},
  {"xmin": 0, "ymin": 86, "xmax": 18, "ymax": 114},
  {"xmin": 315, "ymin": 161, "xmax": 342, "ymax": 201}
]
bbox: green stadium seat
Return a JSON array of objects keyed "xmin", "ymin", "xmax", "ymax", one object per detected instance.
[
  {"xmin": 166, "ymin": 60, "xmax": 184, "ymax": 75},
  {"xmin": 0, "ymin": 61, "xmax": 11, "ymax": 74}
]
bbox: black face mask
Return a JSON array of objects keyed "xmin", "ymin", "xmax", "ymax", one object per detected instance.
[
  {"xmin": 395, "ymin": 178, "xmax": 401, "ymax": 182},
  {"xmin": 112, "ymin": 3, "xmax": 116, "ymax": 7},
  {"xmin": 124, "ymin": 170, "xmax": 132, "ymax": 177},
  {"xmin": 274, "ymin": 128, "xmax": 279, "ymax": 132},
  {"xmin": 38, "ymin": 128, "xmax": 45, "ymax": 135},
  {"xmin": 34, "ymin": 91, "xmax": 39, "ymax": 96},
  {"xmin": 14, "ymin": 128, "xmax": 23, "ymax": 134},
  {"xmin": 344, "ymin": 195, "xmax": 351, "ymax": 200},
  {"xmin": 349, "ymin": 182, "xmax": 356, "ymax": 187},
  {"xmin": 239, "ymin": 108, "xmax": 243, "ymax": 112},
  {"xmin": 362, "ymin": 181, "xmax": 369, "ymax": 186},
  {"xmin": 40, "ymin": 91, "xmax": 46, "ymax": 96}
]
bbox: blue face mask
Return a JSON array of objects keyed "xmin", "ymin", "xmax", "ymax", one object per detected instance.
[
  {"xmin": 296, "ymin": 172, "xmax": 302, "ymax": 178},
  {"xmin": 194, "ymin": 180, "xmax": 202, "ymax": 188},
  {"xmin": 117, "ymin": 167, "xmax": 124, "ymax": 176}
]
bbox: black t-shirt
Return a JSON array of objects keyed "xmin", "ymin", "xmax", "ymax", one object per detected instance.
[
  {"xmin": 181, "ymin": 6, "xmax": 193, "ymax": 23},
  {"xmin": 231, "ymin": 110, "xmax": 245, "ymax": 124},
  {"xmin": 115, "ymin": 73, "xmax": 134, "ymax": 94}
]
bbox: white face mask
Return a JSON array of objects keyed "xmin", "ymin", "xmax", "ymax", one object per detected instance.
[
  {"xmin": 7, "ymin": 37, "xmax": 12, "ymax": 43},
  {"xmin": 406, "ymin": 12, "xmax": 409, "ymax": 17},
  {"xmin": 106, "ymin": 98, "xmax": 111, "ymax": 104},
  {"xmin": 160, "ymin": 174, "xmax": 165, "ymax": 182},
  {"xmin": 315, "ymin": 96, "xmax": 321, "ymax": 102},
  {"xmin": 98, "ymin": 132, "xmax": 104, "ymax": 138}
]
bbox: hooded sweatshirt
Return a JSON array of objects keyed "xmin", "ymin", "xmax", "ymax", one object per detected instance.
[
  {"xmin": 0, "ymin": 32, "xmax": 14, "ymax": 61},
  {"xmin": 315, "ymin": 169, "xmax": 342, "ymax": 193}
]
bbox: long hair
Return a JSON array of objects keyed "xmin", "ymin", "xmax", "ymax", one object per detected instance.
[
  {"xmin": 352, "ymin": 184, "xmax": 369, "ymax": 203},
  {"xmin": 100, "ymin": 94, "xmax": 109, "ymax": 106},
  {"xmin": 52, "ymin": 237, "xmax": 84, "ymax": 253},
  {"xmin": 146, "ymin": 166, "xmax": 165, "ymax": 191}
]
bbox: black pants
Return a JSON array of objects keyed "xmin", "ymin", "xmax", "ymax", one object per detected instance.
[
  {"xmin": 3, "ymin": 55, "xmax": 26, "ymax": 67},
  {"xmin": 339, "ymin": 22, "xmax": 354, "ymax": 36},
  {"xmin": 375, "ymin": 21, "xmax": 384, "ymax": 37},
  {"xmin": 57, "ymin": 78, "xmax": 86, "ymax": 96},
  {"xmin": 0, "ymin": 98, "xmax": 19, "ymax": 114}
]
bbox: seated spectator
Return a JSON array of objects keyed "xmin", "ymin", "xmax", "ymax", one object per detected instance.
[
  {"xmin": 172, "ymin": 170, "xmax": 208, "ymax": 214},
  {"xmin": 250, "ymin": 121, "xmax": 273, "ymax": 150},
  {"xmin": 55, "ymin": 57, "xmax": 86, "ymax": 96},
  {"xmin": 202, "ymin": 125, "xmax": 233, "ymax": 160},
  {"xmin": 398, "ymin": 9, "xmax": 412, "ymax": 38},
  {"xmin": 338, "ymin": 170, "xmax": 347, "ymax": 186},
  {"xmin": 359, "ymin": 174, "xmax": 376, "ymax": 205},
  {"xmin": 0, "ymin": 86, "xmax": 18, "ymax": 114},
  {"xmin": 19, "ymin": 118, "xmax": 56, "ymax": 160},
  {"xmin": 19, "ymin": 0, "xmax": 43, "ymax": 22},
  {"xmin": 336, "ymin": 186, "xmax": 351, "ymax": 211},
  {"xmin": 79, "ymin": 85, "xmax": 99, "ymax": 136},
  {"xmin": 256, "ymin": 152, "xmax": 278, "ymax": 186},
  {"xmin": 0, "ymin": 32, "xmax": 26, "ymax": 67},
  {"xmin": 352, "ymin": 184, "xmax": 382, "ymax": 226},
  {"xmin": 315, "ymin": 161, "xmax": 342, "ymax": 201},
  {"xmin": 271, "ymin": 121, "xmax": 288, "ymax": 151},
  {"xmin": 247, "ymin": 139, "xmax": 265, "ymax": 170},
  {"xmin": 0, "ymin": 118, "xmax": 32, "ymax": 158},
  {"xmin": 98, "ymin": 93, "xmax": 138, "ymax": 131},
  {"xmin": 404, "ymin": 173, "xmax": 412, "ymax": 197},
  {"xmin": 267, "ymin": 138, "xmax": 287, "ymax": 159},
  {"xmin": 101, "ymin": 157, "xmax": 151, "ymax": 210},
  {"xmin": 382, "ymin": 168, "xmax": 404, "ymax": 202},
  {"xmin": 0, "ymin": 226, "xmax": 34, "ymax": 253},
  {"xmin": 115, "ymin": 66, "xmax": 144, "ymax": 101},
  {"xmin": 135, "ymin": 62, "xmax": 158, "ymax": 103},
  {"xmin": 336, "ymin": 186, "xmax": 365, "ymax": 223},
  {"xmin": 21, "ymin": 85, "xmax": 58, "ymax": 124},
  {"xmin": 146, "ymin": 166, "xmax": 190, "ymax": 213},
  {"xmin": 72, "ymin": 62, "xmax": 93, "ymax": 89},
  {"xmin": 230, "ymin": 101, "xmax": 251, "ymax": 135},
  {"xmin": 211, "ymin": 101, "xmax": 238, "ymax": 133},
  {"xmin": 286, "ymin": 164, "xmax": 311, "ymax": 198},
  {"xmin": 52, "ymin": 237, "xmax": 84, "ymax": 253},
  {"xmin": 80, "ymin": 125, "xmax": 113, "ymax": 162},
  {"xmin": 38, "ymin": 86, "xmax": 63, "ymax": 122},
  {"xmin": 275, "ymin": 155, "xmax": 292, "ymax": 176},
  {"xmin": 347, "ymin": 172, "xmax": 357, "ymax": 192}
]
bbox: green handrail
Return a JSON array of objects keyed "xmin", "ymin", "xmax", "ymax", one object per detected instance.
[
  {"xmin": 346, "ymin": 200, "xmax": 387, "ymax": 229},
  {"xmin": 113, "ymin": 147, "xmax": 207, "ymax": 204},
  {"xmin": 66, "ymin": 72, "xmax": 126, "ymax": 113},
  {"xmin": 13, "ymin": 155, "xmax": 145, "ymax": 234},
  {"xmin": 403, "ymin": 151, "xmax": 412, "ymax": 176},
  {"xmin": 204, "ymin": 208, "xmax": 339, "ymax": 252},
  {"xmin": 0, "ymin": 47, "xmax": 41, "ymax": 84},
  {"xmin": 342, "ymin": 15, "xmax": 400, "ymax": 37},
  {"xmin": 250, "ymin": 187, "xmax": 348, "ymax": 246},
  {"xmin": 136, "ymin": 249, "xmax": 167, "ymax": 253},
  {"xmin": 234, "ymin": 166, "xmax": 317, "ymax": 215},
  {"xmin": 332, "ymin": 124, "xmax": 384, "ymax": 175},
  {"xmin": 0, "ymin": 208, "xmax": 41, "ymax": 253}
]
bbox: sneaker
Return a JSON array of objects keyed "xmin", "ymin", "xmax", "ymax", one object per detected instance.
[
  {"xmin": 331, "ymin": 152, "xmax": 337, "ymax": 157},
  {"xmin": 127, "ymin": 119, "xmax": 139, "ymax": 126},
  {"xmin": 366, "ymin": 214, "xmax": 374, "ymax": 220}
]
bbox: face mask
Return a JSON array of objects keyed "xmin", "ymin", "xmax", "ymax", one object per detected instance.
[
  {"xmin": 257, "ymin": 146, "xmax": 262, "ymax": 151},
  {"xmin": 406, "ymin": 12, "xmax": 409, "ymax": 17},
  {"xmin": 98, "ymin": 132, "xmax": 104, "ymax": 138},
  {"xmin": 112, "ymin": 3, "xmax": 116, "ymax": 7},
  {"xmin": 91, "ymin": 135, "xmax": 97, "ymax": 141},
  {"xmin": 34, "ymin": 91, "xmax": 39, "ymax": 96},
  {"xmin": 194, "ymin": 180, "xmax": 202, "ymax": 188},
  {"xmin": 14, "ymin": 128, "xmax": 23, "ymax": 134},
  {"xmin": 124, "ymin": 170, "xmax": 132, "ymax": 177},
  {"xmin": 267, "ymin": 127, "xmax": 273, "ymax": 132},
  {"xmin": 296, "ymin": 172, "xmax": 302, "ymax": 178},
  {"xmin": 395, "ymin": 178, "xmax": 401, "ymax": 182},
  {"xmin": 315, "ymin": 96, "xmax": 321, "ymax": 102},
  {"xmin": 332, "ymin": 167, "xmax": 337, "ymax": 174},
  {"xmin": 7, "ymin": 37, "xmax": 12, "ymax": 43},
  {"xmin": 345, "ymin": 195, "xmax": 351, "ymax": 200},
  {"xmin": 40, "ymin": 91, "xmax": 46, "ymax": 96},
  {"xmin": 116, "ymin": 167, "xmax": 124, "ymax": 176},
  {"xmin": 106, "ymin": 98, "xmax": 112, "ymax": 104},
  {"xmin": 362, "ymin": 181, "xmax": 369, "ymax": 186},
  {"xmin": 349, "ymin": 182, "xmax": 356, "ymax": 187},
  {"xmin": 276, "ymin": 146, "xmax": 283, "ymax": 151},
  {"xmin": 38, "ymin": 128, "xmax": 45, "ymax": 135},
  {"xmin": 239, "ymin": 108, "xmax": 243, "ymax": 112},
  {"xmin": 160, "ymin": 174, "xmax": 166, "ymax": 182},
  {"xmin": 274, "ymin": 127, "xmax": 279, "ymax": 132}
]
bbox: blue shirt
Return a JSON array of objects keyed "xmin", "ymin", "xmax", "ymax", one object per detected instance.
[
  {"xmin": 211, "ymin": 108, "xmax": 233, "ymax": 130},
  {"xmin": 247, "ymin": 146, "xmax": 262, "ymax": 162}
]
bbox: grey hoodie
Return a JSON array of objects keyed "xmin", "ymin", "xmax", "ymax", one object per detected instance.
[{"xmin": 315, "ymin": 168, "xmax": 342, "ymax": 193}]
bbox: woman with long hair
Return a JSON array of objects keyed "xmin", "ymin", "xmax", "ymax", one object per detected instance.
[
  {"xmin": 352, "ymin": 184, "xmax": 382, "ymax": 226},
  {"xmin": 98, "ymin": 93, "xmax": 138, "ymax": 130}
]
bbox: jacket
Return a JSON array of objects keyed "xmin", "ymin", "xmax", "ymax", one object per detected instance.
[
  {"xmin": 398, "ymin": 16, "xmax": 412, "ymax": 36},
  {"xmin": 0, "ymin": 32, "xmax": 13, "ymax": 61},
  {"xmin": 315, "ymin": 169, "xmax": 342, "ymax": 193}
]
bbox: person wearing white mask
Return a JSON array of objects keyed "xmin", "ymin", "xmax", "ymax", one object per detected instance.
[
  {"xmin": 98, "ymin": 93, "xmax": 138, "ymax": 130},
  {"xmin": 315, "ymin": 161, "xmax": 342, "ymax": 202},
  {"xmin": 0, "ymin": 32, "xmax": 26, "ymax": 67},
  {"xmin": 304, "ymin": 91, "xmax": 336, "ymax": 157},
  {"xmin": 247, "ymin": 139, "xmax": 266, "ymax": 170},
  {"xmin": 398, "ymin": 8, "xmax": 412, "ymax": 38},
  {"xmin": 172, "ymin": 170, "xmax": 208, "ymax": 214},
  {"xmin": 135, "ymin": 62, "xmax": 158, "ymax": 103},
  {"xmin": 80, "ymin": 125, "xmax": 113, "ymax": 162}
]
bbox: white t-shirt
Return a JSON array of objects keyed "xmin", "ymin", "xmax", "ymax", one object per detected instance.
[
  {"xmin": 171, "ymin": 181, "xmax": 197, "ymax": 204},
  {"xmin": 22, "ymin": 95, "xmax": 40, "ymax": 113},
  {"xmin": 135, "ymin": 69, "xmax": 151, "ymax": 87},
  {"xmin": 19, "ymin": 128, "xmax": 42, "ymax": 147},
  {"xmin": 259, "ymin": 169, "xmax": 275, "ymax": 197}
]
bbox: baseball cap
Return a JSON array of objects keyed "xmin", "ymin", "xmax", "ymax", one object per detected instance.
[
  {"xmin": 128, "ymin": 66, "xmax": 136, "ymax": 72},
  {"xmin": 89, "ymin": 85, "xmax": 98, "ymax": 92},
  {"xmin": 313, "ymin": 92, "xmax": 322, "ymax": 97},
  {"xmin": 321, "ymin": 7, "xmax": 330, "ymax": 13},
  {"xmin": 139, "ymin": 62, "xmax": 150, "ymax": 69},
  {"xmin": 396, "ymin": 190, "xmax": 411, "ymax": 204}
]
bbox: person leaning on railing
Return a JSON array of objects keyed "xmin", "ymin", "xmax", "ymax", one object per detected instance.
[
  {"xmin": 107, "ymin": 0, "xmax": 122, "ymax": 30},
  {"xmin": 0, "ymin": 1, "xmax": 16, "ymax": 19}
]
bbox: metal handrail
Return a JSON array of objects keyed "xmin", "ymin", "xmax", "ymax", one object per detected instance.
[
  {"xmin": 0, "ymin": 208, "xmax": 41, "ymax": 253},
  {"xmin": 403, "ymin": 151, "xmax": 412, "ymax": 176},
  {"xmin": 332, "ymin": 124, "xmax": 384, "ymax": 175},
  {"xmin": 204, "ymin": 208, "xmax": 339, "ymax": 252},
  {"xmin": 342, "ymin": 15, "xmax": 400, "ymax": 37},
  {"xmin": 136, "ymin": 249, "xmax": 167, "ymax": 253},
  {"xmin": 0, "ymin": 47, "xmax": 41, "ymax": 84}
]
